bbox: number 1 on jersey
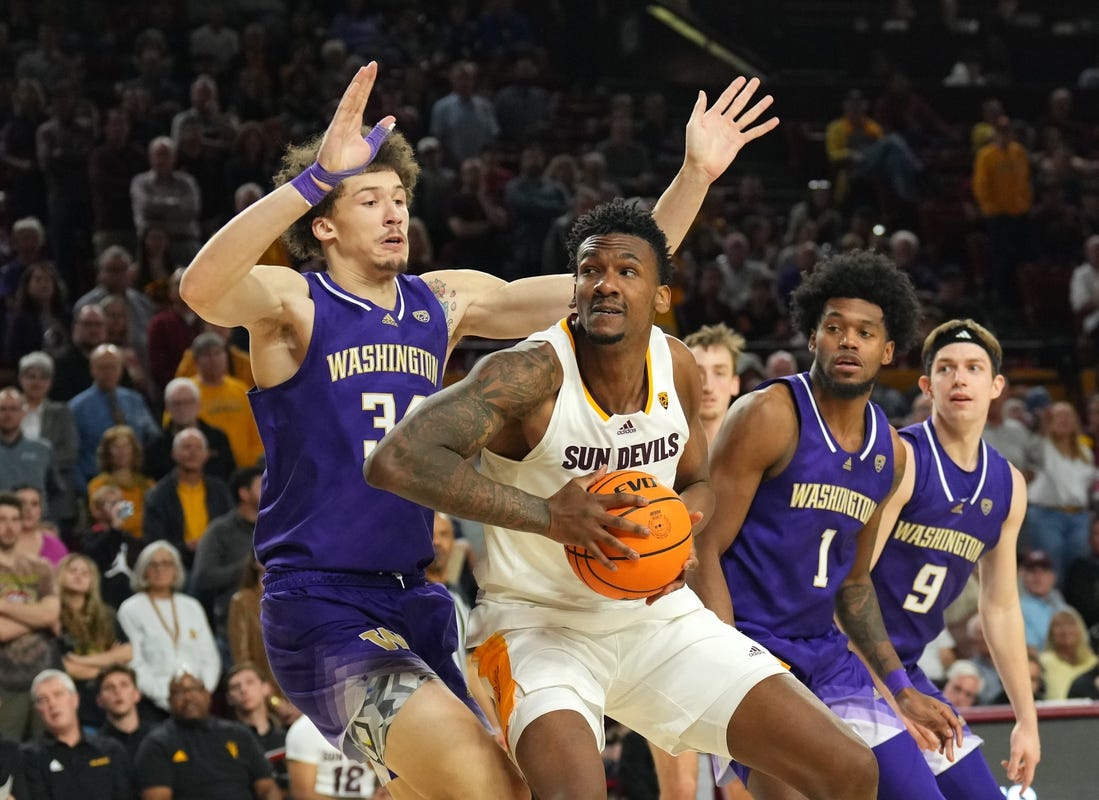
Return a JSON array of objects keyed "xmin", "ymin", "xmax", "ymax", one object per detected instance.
[{"xmin": 813, "ymin": 528, "xmax": 838, "ymax": 588}]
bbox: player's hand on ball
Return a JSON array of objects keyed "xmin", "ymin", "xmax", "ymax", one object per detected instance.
[
  {"xmin": 546, "ymin": 467, "xmax": 650, "ymax": 569},
  {"xmin": 643, "ymin": 511, "xmax": 703, "ymax": 605}
]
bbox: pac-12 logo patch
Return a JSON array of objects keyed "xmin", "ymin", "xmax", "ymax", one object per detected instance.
[
  {"xmin": 657, "ymin": 391, "xmax": 668, "ymax": 409},
  {"xmin": 413, "ymin": 310, "xmax": 431, "ymax": 322},
  {"xmin": 981, "ymin": 498, "xmax": 993, "ymax": 515},
  {"xmin": 874, "ymin": 454, "xmax": 886, "ymax": 472}
]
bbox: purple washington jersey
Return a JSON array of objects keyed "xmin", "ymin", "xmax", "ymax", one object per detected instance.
[
  {"xmin": 873, "ymin": 419, "xmax": 1014, "ymax": 667},
  {"xmin": 723, "ymin": 372, "xmax": 894, "ymax": 641},
  {"xmin": 249, "ymin": 271, "xmax": 447, "ymax": 576}
]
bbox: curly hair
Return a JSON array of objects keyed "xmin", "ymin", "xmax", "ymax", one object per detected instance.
[
  {"xmin": 564, "ymin": 198, "xmax": 674, "ymax": 285},
  {"xmin": 791, "ymin": 249, "xmax": 921, "ymax": 350},
  {"xmin": 274, "ymin": 128, "xmax": 420, "ymax": 260}
]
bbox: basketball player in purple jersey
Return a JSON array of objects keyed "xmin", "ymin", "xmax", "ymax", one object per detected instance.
[
  {"xmin": 869, "ymin": 319, "xmax": 1039, "ymax": 796},
  {"xmin": 691, "ymin": 251, "xmax": 964, "ymax": 800},
  {"xmin": 180, "ymin": 62, "xmax": 779, "ymax": 798}
]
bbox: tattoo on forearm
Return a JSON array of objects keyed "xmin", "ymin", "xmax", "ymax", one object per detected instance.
[
  {"xmin": 836, "ymin": 582, "xmax": 896, "ymax": 676},
  {"xmin": 380, "ymin": 346, "xmax": 557, "ymax": 531}
]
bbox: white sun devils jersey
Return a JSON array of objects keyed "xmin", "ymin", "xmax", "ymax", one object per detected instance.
[{"xmin": 470, "ymin": 318, "xmax": 702, "ymax": 638}]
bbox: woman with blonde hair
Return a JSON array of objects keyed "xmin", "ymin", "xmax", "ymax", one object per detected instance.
[
  {"xmin": 55, "ymin": 553, "xmax": 133, "ymax": 726},
  {"xmin": 86, "ymin": 425, "xmax": 154, "ymax": 538},
  {"xmin": 1025, "ymin": 400, "xmax": 1097, "ymax": 579},
  {"xmin": 1039, "ymin": 607, "xmax": 1099, "ymax": 699}
]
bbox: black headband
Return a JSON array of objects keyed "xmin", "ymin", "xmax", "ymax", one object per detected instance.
[{"xmin": 923, "ymin": 325, "xmax": 1001, "ymax": 374}]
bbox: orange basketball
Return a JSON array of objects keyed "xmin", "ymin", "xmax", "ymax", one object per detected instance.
[{"xmin": 565, "ymin": 469, "xmax": 693, "ymax": 600}]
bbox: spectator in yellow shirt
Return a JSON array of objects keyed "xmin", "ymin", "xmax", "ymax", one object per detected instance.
[
  {"xmin": 825, "ymin": 89, "xmax": 922, "ymax": 208},
  {"xmin": 972, "ymin": 116, "xmax": 1033, "ymax": 309},
  {"xmin": 191, "ymin": 333, "xmax": 264, "ymax": 469}
]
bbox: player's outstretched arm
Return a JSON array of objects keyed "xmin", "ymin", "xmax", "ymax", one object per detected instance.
[
  {"xmin": 180, "ymin": 63, "xmax": 392, "ymax": 328},
  {"xmin": 364, "ymin": 341, "xmax": 649, "ymax": 568},
  {"xmin": 651, "ymin": 76, "xmax": 778, "ymax": 253},
  {"xmin": 425, "ymin": 77, "xmax": 778, "ymax": 348},
  {"xmin": 688, "ymin": 384, "xmax": 793, "ymax": 624},
  {"xmin": 979, "ymin": 467, "xmax": 1040, "ymax": 792},
  {"xmin": 837, "ymin": 430, "xmax": 964, "ymax": 758},
  {"xmin": 422, "ymin": 268, "xmax": 577, "ymax": 353}
]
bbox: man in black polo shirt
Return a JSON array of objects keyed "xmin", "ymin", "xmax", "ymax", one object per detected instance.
[
  {"xmin": 224, "ymin": 662, "xmax": 290, "ymax": 795},
  {"xmin": 135, "ymin": 670, "xmax": 279, "ymax": 800},
  {"xmin": 20, "ymin": 669, "xmax": 132, "ymax": 800},
  {"xmin": 96, "ymin": 663, "xmax": 155, "ymax": 762}
]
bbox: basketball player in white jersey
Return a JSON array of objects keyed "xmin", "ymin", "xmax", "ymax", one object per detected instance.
[{"xmin": 367, "ymin": 199, "xmax": 881, "ymax": 799}]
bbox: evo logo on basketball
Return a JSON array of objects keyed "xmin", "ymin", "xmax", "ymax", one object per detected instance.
[{"xmin": 612, "ymin": 475, "xmax": 659, "ymax": 493}]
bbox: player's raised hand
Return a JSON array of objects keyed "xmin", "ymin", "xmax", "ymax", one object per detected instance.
[
  {"xmin": 684, "ymin": 76, "xmax": 778, "ymax": 184},
  {"xmin": 895, "ymin": 688, "xmax": 964, "ymax": 761},
  {"xmin": 544, "ymin": 467, "xmax": 650, "ymax": 569},
  {"xmin": 315, "ymin": 62, "xmax": 395, "ymax": 176}
]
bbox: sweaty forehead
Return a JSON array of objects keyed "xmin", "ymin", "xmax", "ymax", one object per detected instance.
[
  {"xmin": 344, "ymin": 169, "xmax": 405, "ymax": 194},
  {"xmin": 821, "ymin": 297, "xmax": 885, "ymax": 326},
  {"xmin": 577, "ymin": 233, "xmax": 655, "ymax": 262}
]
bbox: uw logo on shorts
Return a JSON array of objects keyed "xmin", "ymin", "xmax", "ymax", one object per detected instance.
[
  {"xmin": 658, "ymin": 392, "xmax": 668, "ymax": 409},
  {"xmin": 413, "ymin": 310, "xmax": 431, "ymax": 322},
  {"xmin": 359, "ymin": 627, "xmax": 410, "ymax": 651},
  {"xmin": 874, "ymin": 454, "xmax": 886, "ymax": 473},
  {"xmin": 981, "ymin": 498, "xmax": 993, "ymax": 515}
]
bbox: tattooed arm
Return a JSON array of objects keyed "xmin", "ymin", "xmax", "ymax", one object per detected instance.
[
  {"xmin": 836, "ymin": 428, "xmax": 964, "ymax": 757},
  {"xmin": 364, "ymin": 340, "xmax": 649, "ymax": 565}
]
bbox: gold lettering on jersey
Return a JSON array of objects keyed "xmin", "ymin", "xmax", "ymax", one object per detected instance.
[
  {"xmin": 358, "ymin": 627, "xmax": 410, "ymax": 651},
  {"xmin": 789, "ymin": 482, "xmax": 877, "ymax": 524},
  {"xmin": 326, "ymin": 345, "xmax": 439, "ymax": 385},
  {"xmin": 892, "ymin": 520, "xmax": 986, "ymax": 563}
]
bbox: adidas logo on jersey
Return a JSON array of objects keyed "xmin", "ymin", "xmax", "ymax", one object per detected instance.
[
  {"xmin": 617, "ymin": 420, "xmax": 638, "ymax": 435},
  {"xmin": 843, "ymin": 457, "xmax": 853, "ymax": 471},
  {"xmin": 382, "ymin": 313, "xmax": 397, "ymax": 326},
  {"xmin": 748, "ymin": 645, "xmax": 764, "ymax": 657},
  {"xmin": 951, "ymin": 502, "xmax": 965, "ymax": 514}
]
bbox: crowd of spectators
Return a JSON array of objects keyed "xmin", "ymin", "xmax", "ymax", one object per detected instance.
[{"xmin": 0, "ymin": 0, "xmax": 1097, "ymax": 797}]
